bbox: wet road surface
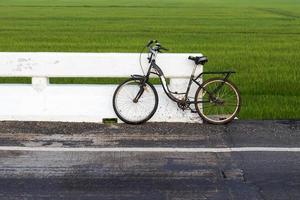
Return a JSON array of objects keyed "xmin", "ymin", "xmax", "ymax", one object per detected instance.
[{"xmin": 0, "ymin": 120, "xmax": 299, "ymax": 199}]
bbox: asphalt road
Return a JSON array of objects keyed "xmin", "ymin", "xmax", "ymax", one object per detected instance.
[{"xmin": 0, "ymin": 120, "xmax": 299, "ymax": 200}]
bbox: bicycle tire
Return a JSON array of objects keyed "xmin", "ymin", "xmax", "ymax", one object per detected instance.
[
  {"xmin": 113, "ymin": 78, "xmax": 159, "ymax": 124},
  {"xmin": 194, "ymin": 78, "xmax": 241, "ymax": 125}
]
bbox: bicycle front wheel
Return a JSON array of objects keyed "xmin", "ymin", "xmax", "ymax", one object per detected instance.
[
  {"xmin": 113, "ymin": 78, "xmax": 158, "ymax": 124},
  {"xmin": 195, "ymin": 78, "xmax": 241, "ymax": 124}
]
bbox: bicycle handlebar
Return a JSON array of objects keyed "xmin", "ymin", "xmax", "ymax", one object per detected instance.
[
  {"xmin": 147, "ymin": 40, "xmax": 169, "ymax": 52},
  {"xmin": 145, "ymin": 40, "xmax": 169, "ymax": 64},
  {"xmin": 160, "ymin": 46, "xmax": 169, "ymax": 51},
  {"xmin": 146, "ymin": 40, "xmax": 158, "ymax": 47}
]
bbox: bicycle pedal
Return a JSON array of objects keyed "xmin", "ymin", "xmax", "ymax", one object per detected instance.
[{"xmin": 191, "ymin": 110, "xmax": 197, "ymax": 113}]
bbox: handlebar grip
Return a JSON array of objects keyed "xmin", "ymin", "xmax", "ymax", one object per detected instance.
[
  {"xmin": 188, "ymin": 56, "xmax": 195, "ymax": 60},
  {"xmin": 146, "ymin": 40, "xmax": 158, "ymax": 47},
  {"xmin": 146, "ymin": 40, "xmax": 152, "ymax": 47}
]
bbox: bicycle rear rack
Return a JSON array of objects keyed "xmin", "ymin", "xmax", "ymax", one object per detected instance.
[{"xmin": 195, "ymin": 71, "xmax": 236, "ymax": 82}]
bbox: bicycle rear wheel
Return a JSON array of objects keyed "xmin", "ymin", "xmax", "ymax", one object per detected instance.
[
  {"xmin": 113, "ymin": 78, "xmax": 158, "ymax": 124},
  {"xmin": 195, "ymin": 78, "xmax": 241, "ymax": 124}
]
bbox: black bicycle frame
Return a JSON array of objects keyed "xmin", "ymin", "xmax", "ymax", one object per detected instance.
[{"xmin": 143, "ymin": 60, "xmax": 235, "ymax": 106}]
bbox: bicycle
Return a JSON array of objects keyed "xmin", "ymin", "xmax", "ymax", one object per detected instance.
[{"xmin": 113, "ymin": 40, "xmax": 241, "ymax": 125}]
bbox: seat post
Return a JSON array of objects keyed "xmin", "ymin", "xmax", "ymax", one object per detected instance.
[{"xmin": 191, "ymin": 64, "xmax": 198, "ymax": 78}]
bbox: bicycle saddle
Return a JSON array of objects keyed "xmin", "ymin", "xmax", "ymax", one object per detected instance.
[{"xmin": 188, "ymin": 56, "xmax": 208, "ymax": 65}]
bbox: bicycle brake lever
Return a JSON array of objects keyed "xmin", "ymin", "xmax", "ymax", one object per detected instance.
[
  {"xmin": 160, "ymin": 46, "xmax": 169, "ymax": 51},
  {"xmin": 158, "ymin": 47, "xmax": 169, "ymax": 53}
]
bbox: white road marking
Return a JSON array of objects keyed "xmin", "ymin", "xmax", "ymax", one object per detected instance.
[{"xmin": 0, "ymin": 146, "xmax": 300, "ymax": 152}]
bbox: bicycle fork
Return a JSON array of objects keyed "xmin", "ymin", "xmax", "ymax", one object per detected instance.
[
  {"xmin": 131, "ymin": 75, "xmax": 148, "ymax": 103},
  {"xmin": 133, "ymin": 85, "xmax": 145, "ymax": 103}
]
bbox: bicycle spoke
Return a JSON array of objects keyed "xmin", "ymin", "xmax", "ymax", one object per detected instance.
[
  {"xmin": 196, "ymin": 79, "xmax": 240, "ymax": 124},
  {"xmin": 114, "ymin": 79, "xmax": 158, "ymax": 124}
]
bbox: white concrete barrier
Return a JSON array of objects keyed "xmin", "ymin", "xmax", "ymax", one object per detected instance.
[{"xmin": 0, "ymin": 53, "xmax": 203, "ymax": 123}]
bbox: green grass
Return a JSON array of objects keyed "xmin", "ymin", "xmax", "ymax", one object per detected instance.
[{"xmin": 0, "ymin": 0, "xmax": 299, "ymax": 119}]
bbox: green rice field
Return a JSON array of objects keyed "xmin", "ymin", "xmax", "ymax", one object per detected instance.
[{"xmin": 0, "ymin": 0, "xmax": 299, "ymax": 119}]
